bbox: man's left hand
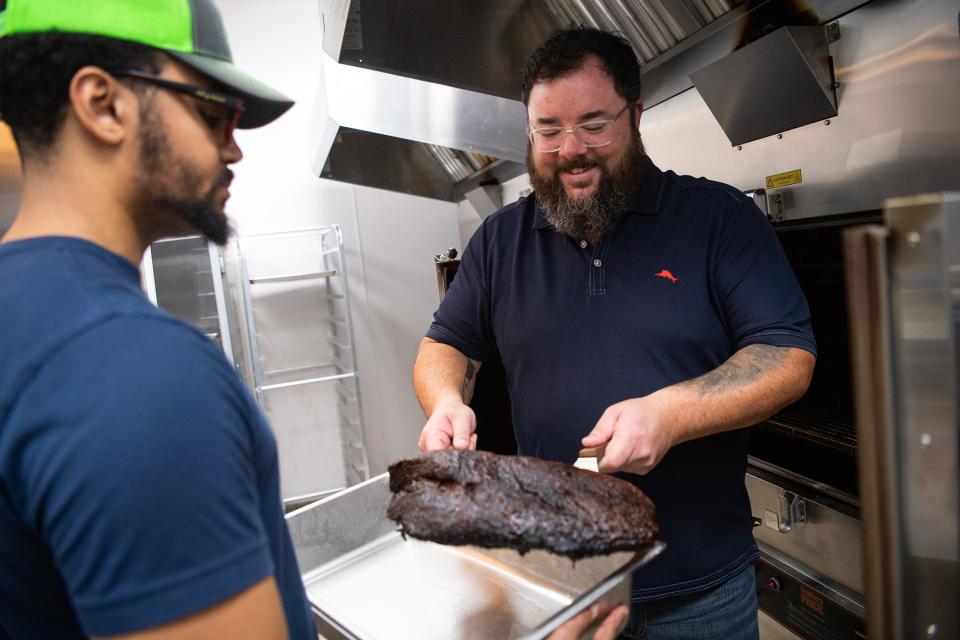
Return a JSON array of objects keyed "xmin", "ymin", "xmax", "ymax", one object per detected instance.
[{"xmin": 581, "ymin": 394, "xmax": 677, "ymax": 475}]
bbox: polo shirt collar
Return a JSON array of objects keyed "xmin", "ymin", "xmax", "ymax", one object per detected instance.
[{"xmin": 531, "ymin": 158, "xmax": 666, "ymax": 230}]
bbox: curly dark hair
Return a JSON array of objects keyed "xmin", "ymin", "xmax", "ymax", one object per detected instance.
[
  {"xmin": 0, "ymin": 32, "xmax": 162, "ymax": 161},
  {"xmin": 520, "ymin": 27, "xmax": 641, "ymax": 106}
]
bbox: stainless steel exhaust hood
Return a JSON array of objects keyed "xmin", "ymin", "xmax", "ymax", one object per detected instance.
[
  {"xmin": 310, "ymin": 50, "xmax": 528, "ymax": 202},
  {"xmin": 312, "ymin": 0, "xmax": 532, "ymax": 203},
  {"xmin": 311, "ymin": 0, "xmax": 872, "ymax": 202},
  {"xmin": 312, "ymin": 0, "xmax": 747, "ymax": 203}
]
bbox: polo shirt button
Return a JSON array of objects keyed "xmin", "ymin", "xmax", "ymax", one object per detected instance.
[
  {"xmin": 580, "ymin": 240, "xmax": 588, "ymax": 249},
  {"xmin": 593, "ymin": 259, "xmax": 602, "ymax": 267}
]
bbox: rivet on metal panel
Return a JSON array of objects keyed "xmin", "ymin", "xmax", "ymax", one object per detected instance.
[
  {"xmin": 777, "ymin": 134, "xmax": 783, "ymax": 140},
  {"xmin": 906, "ymin": 231, "xmax": 922, "ymax": 247},
  {"xmin": 920, "ymin": 433, "xmax": 933, "ymax": 449},
  {"xmin": 824, "ymin": 119, "xmax": 831, "ymax": 126},
  {"xmin": 737, "ymin": 145, "xmax": 743, "ymax": 151}
]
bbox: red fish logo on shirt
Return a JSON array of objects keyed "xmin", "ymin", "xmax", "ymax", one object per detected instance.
[{"xmin": 654, "ymin": 269, "xmax": 678, "ymax": 284}]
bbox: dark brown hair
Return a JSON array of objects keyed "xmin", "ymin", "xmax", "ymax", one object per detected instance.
[
  {"xmin": 0, "ymin": 32, "xmax": 161, "ymax": 160},
  {"xmin": 520, "ymin": 27, "xmax": 641, "ymax": 106}
]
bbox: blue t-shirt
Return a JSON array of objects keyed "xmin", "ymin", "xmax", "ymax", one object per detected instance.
[
  {"xmin": 428, "ymin": 161, "xmax": 817, "ymax": 601},
  {"xmin": 0, "ymin": 237, "xmax": 314, "ymax": 638}
]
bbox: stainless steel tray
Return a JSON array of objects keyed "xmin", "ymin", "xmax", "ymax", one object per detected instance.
[{"xmin": 286, "ymin": 473, "xmax": 664, "ymax": 640}]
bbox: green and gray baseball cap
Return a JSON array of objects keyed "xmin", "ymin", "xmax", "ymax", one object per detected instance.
[{"xmin": 0, "ymin": 0, "xmax": 294, "ymax": 128}]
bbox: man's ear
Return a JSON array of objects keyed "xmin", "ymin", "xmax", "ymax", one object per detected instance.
[
  {"xmin": 633, "ymin": 99, "xmax": 644, "ymax": 123},
  {"xmin": 67, "ymin": 66, "xmax": 138, "ymax": 146}
]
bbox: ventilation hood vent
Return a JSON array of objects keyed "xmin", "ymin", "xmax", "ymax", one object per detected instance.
[{"xmin": 690, "ymin": 24, "xmax": 839, "ymax": 146}]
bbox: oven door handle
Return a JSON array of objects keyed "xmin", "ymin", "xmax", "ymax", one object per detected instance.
[
  {"xmin": 844, "ymin": 223, "xmax": 902, "ymax": 637},
  {"xmin": 776, "ymin": 490, "xmax": 806, "ymax": 533}
]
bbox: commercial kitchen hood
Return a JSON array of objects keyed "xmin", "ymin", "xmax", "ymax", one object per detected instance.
[
  {"xmin": 311, "ymin": 0, "xmax": 872, "ymax": 204},
  {"xmin": 310, "ymin": 52, "xmax": 528, "ymax": 204}
]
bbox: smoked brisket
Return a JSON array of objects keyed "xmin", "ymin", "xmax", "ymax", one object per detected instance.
[{"xmin": 387, "ymin": 449, "xmax": 658, "ymax": 559}]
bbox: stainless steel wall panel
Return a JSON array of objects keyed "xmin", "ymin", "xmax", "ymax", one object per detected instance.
[
  {"xmin": 885, "ymin": 194, "xmax": 960, "ymax": 638},
  {"xmin": 641, "ymin": 0, "xmax": 960, "ymax": 220}
]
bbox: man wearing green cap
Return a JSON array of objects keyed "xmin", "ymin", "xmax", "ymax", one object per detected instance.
[{"xmin": 0, "ymin": 1, "xmax": 316, "ymax": 638}]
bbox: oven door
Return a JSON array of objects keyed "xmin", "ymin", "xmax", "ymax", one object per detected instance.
[
  {"xmin": 750, "ymin": 213, "xmax": 882, "ymax": 499},
  {"xmin": 846, "ymin": 194, "xmax": 960, "ymax": 640}
]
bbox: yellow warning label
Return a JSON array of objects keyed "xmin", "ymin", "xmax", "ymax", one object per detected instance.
[{"xmin": 766, "ymin": 169, "xmax": 802, "ymax": 189}]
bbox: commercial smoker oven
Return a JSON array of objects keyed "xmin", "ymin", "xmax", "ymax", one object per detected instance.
[{"xmin": 747, "ymin": 214, "xmax": 873, "ymax": 640}]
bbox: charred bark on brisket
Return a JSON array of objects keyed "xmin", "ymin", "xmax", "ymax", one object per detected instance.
[{"xmin": 387, "ymin": 450, "xmax": 658, "ymax": 559}]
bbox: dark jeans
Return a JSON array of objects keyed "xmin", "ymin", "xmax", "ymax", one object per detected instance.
[{"xmin": 618, "ymin": 563, "xmax": 759, "ymax": 640}]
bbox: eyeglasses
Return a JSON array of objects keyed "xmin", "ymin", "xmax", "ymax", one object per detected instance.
[
  {"xmin": 528, "ymin": 104, "xmax": 631, "ymax": 153},
  {"xmin": 110, "ymin": 69, "xmax": 245, "ymax": 145}
]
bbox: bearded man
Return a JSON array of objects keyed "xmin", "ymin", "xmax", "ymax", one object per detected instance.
[
  {"xmin": 413, "ymin": 28, "xmax": 817, "ymax": 639},
  {"xmin": 0, "ymin": 2, "xmax": 315, "ymax": 638}
]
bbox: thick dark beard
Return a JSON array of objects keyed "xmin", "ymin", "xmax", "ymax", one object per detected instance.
[
  {"xmin": 528, "ymin": 130, "xmax": 646, "ymax": 244},
  {"xmin": 134, "ymin": 104, "xmax": 233, "ymax": 246}
]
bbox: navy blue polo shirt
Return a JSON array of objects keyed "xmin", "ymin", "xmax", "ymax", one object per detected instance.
[
  {"xmin": 0, "ymin": 238, "xmax": 314, "ymax": 638},
  {"xmin": 427, "ymin": 161, "xmax": 816, "ymax": 600}
]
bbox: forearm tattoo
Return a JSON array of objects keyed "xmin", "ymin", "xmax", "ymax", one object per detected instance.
[
  {"xmin": 682, "ymin": 344, "xmax": 788, "ymax": 397},
  {"xmin": 461, "ymin": 360, "xmax": 476, "ymax": 398}
]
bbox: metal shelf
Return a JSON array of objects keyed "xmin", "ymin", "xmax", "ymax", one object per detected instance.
[
  {"xmin": 248, "ymin": 269, "xmax": 337, "ymax": 284},
  {"xmin": 261, "ymin": 371, "xmax": 357, "ymax": 392},
  {"xmin": 238, "ymin": 224, "xmax": 370, "ymax": 492}
]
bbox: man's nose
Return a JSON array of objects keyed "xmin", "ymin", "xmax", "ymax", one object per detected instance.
[
  {"xmin": 557, "ymin": 129, "xmax": 588, "ymax": 160},
  {"xmin": 222, "ymin": 135, "xmax": 243, "ymax": 164}
]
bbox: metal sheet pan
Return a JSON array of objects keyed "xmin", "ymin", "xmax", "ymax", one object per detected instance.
[{"xmin": 286, "ymin": 473, "xmax": 664, "ymax": 640}]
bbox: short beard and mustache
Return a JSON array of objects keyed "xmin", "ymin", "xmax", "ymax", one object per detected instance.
[
  {"xmin": 133, "ymin": 98, "xmax": 233, "ymax": 246},
  {"xmin": 528, "ymin": 128, "xmax": 646, "ymax": 245}
]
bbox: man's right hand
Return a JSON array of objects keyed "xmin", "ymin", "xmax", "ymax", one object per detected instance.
[
  {"xmin": 413, "ymin": 338, "xmax": 482, "ymax": 451},
  {"xmin": 418, "ymin": 400, "xmax": 478, "ymax": 451}
]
